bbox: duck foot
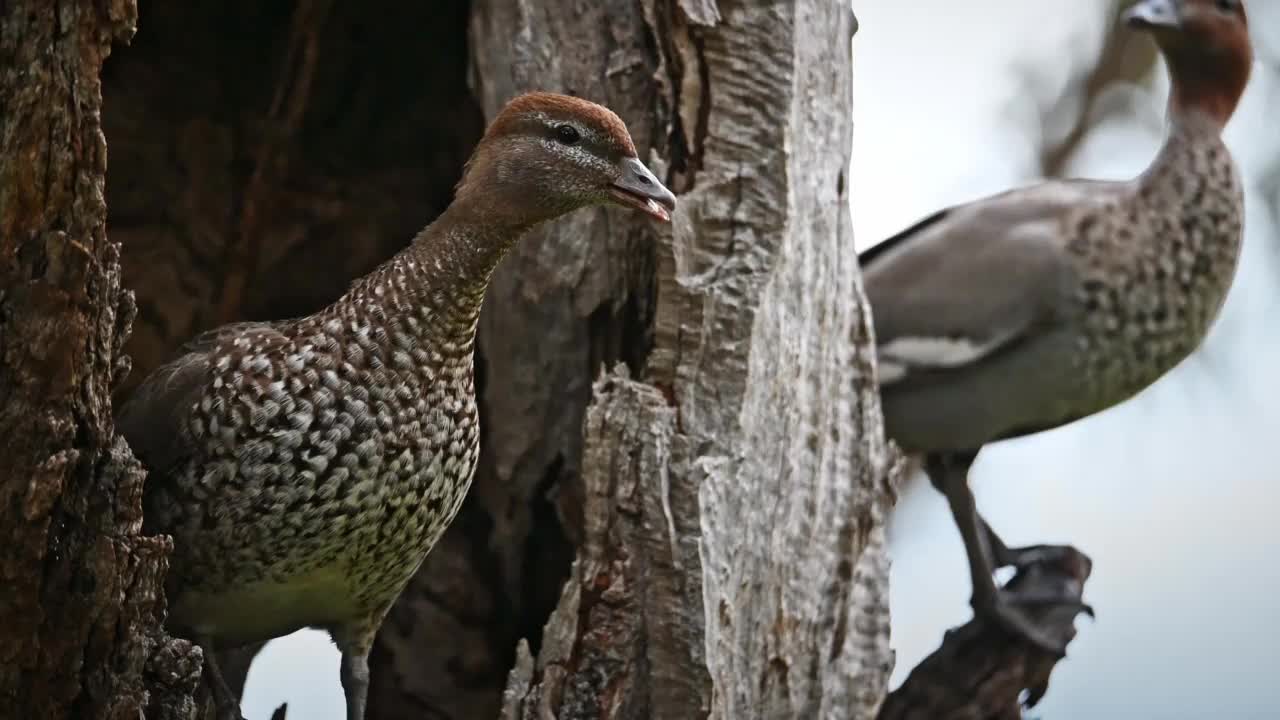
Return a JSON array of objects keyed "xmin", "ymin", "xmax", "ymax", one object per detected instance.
[{"xmin": 972, "ymin": 587, "xmax": 1092, "ymax": 656}]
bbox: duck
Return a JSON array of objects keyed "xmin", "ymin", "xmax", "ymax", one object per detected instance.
[
  {"xmin": 860, "ymin": 0, "xmax": 1251, "ymax": 653},
  {"xmin": 115, "ymin": 91, "xmax": 676, "ymax": 720}
]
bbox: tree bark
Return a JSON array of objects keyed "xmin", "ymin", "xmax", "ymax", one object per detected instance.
[
  {"xmin": 423, "ymin": 2, "xmax": 892, "ymax": 719},
  {"xmin": 0, "ymin": 1, "xmax": 202, "ymax": 718}
]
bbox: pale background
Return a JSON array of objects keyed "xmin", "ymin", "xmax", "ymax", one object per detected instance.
[{"xmin": 244, "ymin": 2, "xmax": 1280, "ymax": 717}]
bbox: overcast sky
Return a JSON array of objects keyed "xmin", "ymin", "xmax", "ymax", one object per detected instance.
[
  {"xmin": 854, "ymin": 1, "xmax": 1280, "ymax": 718},
  {"xmin": 244, "ymin": 2, "xmax": 1280, "ymax": 718}
]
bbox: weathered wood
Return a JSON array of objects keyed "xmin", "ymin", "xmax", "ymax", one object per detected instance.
[
  {"xmin": 0, "ymin": 1, "xmax": 201, "ymax": 717},
  {"xmin": 478, "ymin": 1, "xmax": 896, "ymax": 718},
  {"xmin": 878, "ymin": 548, "xmax": 1093, "ymax": 720},
  {"xmin": 497, "ymin": 372, "xmax": 685, "ymax": 719},
  {"xmin": 650, "ymin": 3, "xmax": 888, "ymax": 717}
]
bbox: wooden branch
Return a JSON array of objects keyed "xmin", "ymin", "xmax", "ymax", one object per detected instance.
[
  {"xmin": 877, "ymin": 547, "xmax": 1093, "ymax": 720},
  {"xmin": 1038, "ymin": 2, "xmax": 1159, "ymax": 178},
  {"xmin": 485, "ymin": 1, "xmax": 894, "ymax": 716}
]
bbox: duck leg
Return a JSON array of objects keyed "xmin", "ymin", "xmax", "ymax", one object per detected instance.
[
  {"xmin": 980, "ymin": 516, "xmax": 1086, "ymax": 575},
  {"xmin": 333, "ymin": 619, "xmax": 380, "ymax": 720},
  {"xmin": 340, "ymin": 649, "xmax": 370, "ymax": 720},
  {"xmin": 925, "ymin": 451, "xmax": 1086, "ymax": 655},
  {"xmin": 980, "ymin": 515, "xmax": 1097, "ymax": 613}
]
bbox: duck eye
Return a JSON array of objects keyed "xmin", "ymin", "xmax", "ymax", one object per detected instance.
[
  {"xmin": 1216, "ymin": 0, "xmax": 1237, "ymax": 12},
  {"xmin": 554, "ymin": 124, "xmax": 581, "ymax": 145}
]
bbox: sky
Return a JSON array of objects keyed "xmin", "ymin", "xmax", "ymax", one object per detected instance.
[
  {"xmin": 244, "ymin": 2, "xmax": 1280, "ymax": 718},
  {"xmin": 853, "ymin": 1, "xmax": 1280, "ymax": 718}
]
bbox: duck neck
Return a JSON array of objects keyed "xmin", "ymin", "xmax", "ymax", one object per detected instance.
[
  {"xmin": 1136, "ymin": 62, "xmax": 1244, "ymax": 261},
  {"xmin": 1163, "ymin": 43, "xmax": 1249, "ymax": 135},
  {"xmin": 1143, "ymin": 53, "xmax": 1243, "ymax": 185},
  {"xmin": 414, "ymin": 192, "xmax": 536, "ymax": 313},
  {"xmin": 336, "ymin": 192, "xmax": 537, "ymax": 355},
  {"xmin": 1141, "ymin": 107, "xmax": 1231, "ymax": 204},
  {"xmin": 1154, "ymin": 105, "xmax": 1224, "ymax": 166}
]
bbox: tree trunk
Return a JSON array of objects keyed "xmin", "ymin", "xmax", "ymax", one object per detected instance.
[
  {"xmin": 0, "ymin": 1, "xmax": 202, "ymax": 718},
  {"xmin": 372, "ymin": 2, "xmax": 896, "ymax": 719}
]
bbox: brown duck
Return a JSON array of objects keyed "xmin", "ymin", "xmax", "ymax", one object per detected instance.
[
  {"xmin": 861, "ymin": 0, "xmax": 1251, "ymax": 653},
  {"xmin": 116, "ymin": 92, "xmax": 676, "ymax": 720}
]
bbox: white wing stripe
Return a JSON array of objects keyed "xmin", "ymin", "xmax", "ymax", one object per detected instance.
[
  {"xmin": 876, "ymin": 336, "xmax": 1001, "ymax": 386},
  {"xmin": 877, "ymin": 360, "xmax": 908, "ymax": 385}
]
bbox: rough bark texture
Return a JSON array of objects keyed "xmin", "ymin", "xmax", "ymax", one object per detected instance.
[
  {"xmin": 469, "ymin": 2, "xmax": 897, "ymax": 719},
  {"xmin": 878, "ymin": 548, "xmax": 1093, "ymax": 720},
  {"xmin": 0, "ymin": 1, "xmax": 201, "ymax": 718}
]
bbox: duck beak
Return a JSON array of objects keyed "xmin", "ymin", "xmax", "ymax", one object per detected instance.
[
  {"xmin": 1124, "ymin": 0, "xmax": 1181, "ymax": 31},
  {"xmin": 609, "ymin": 156, "xmax": 677, "ymax": 223}
]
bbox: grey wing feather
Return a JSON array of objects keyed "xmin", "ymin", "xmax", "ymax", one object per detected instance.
[
  {"xmin": 860, "ymin": 179, "xmax": 1114, "ymax": 385},
  {"xmin": 115, "ymin": 321, "xmax": 283, "ymax": 473}
]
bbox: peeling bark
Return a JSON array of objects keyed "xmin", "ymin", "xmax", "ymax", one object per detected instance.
[
  {"xmin": 498, "ymin": 373, "xmax": 685, "ymax": 719},
  {"xmin": 0, "ymin": 1, "xmax": 201, "ymax": 718},
  {"xmin": 648, "ymin": 2, "xmax": 890, "ymax": 715},
  {"xmin": 465, "ymin": 2, "xmax": 896, "ymax": 718}
]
